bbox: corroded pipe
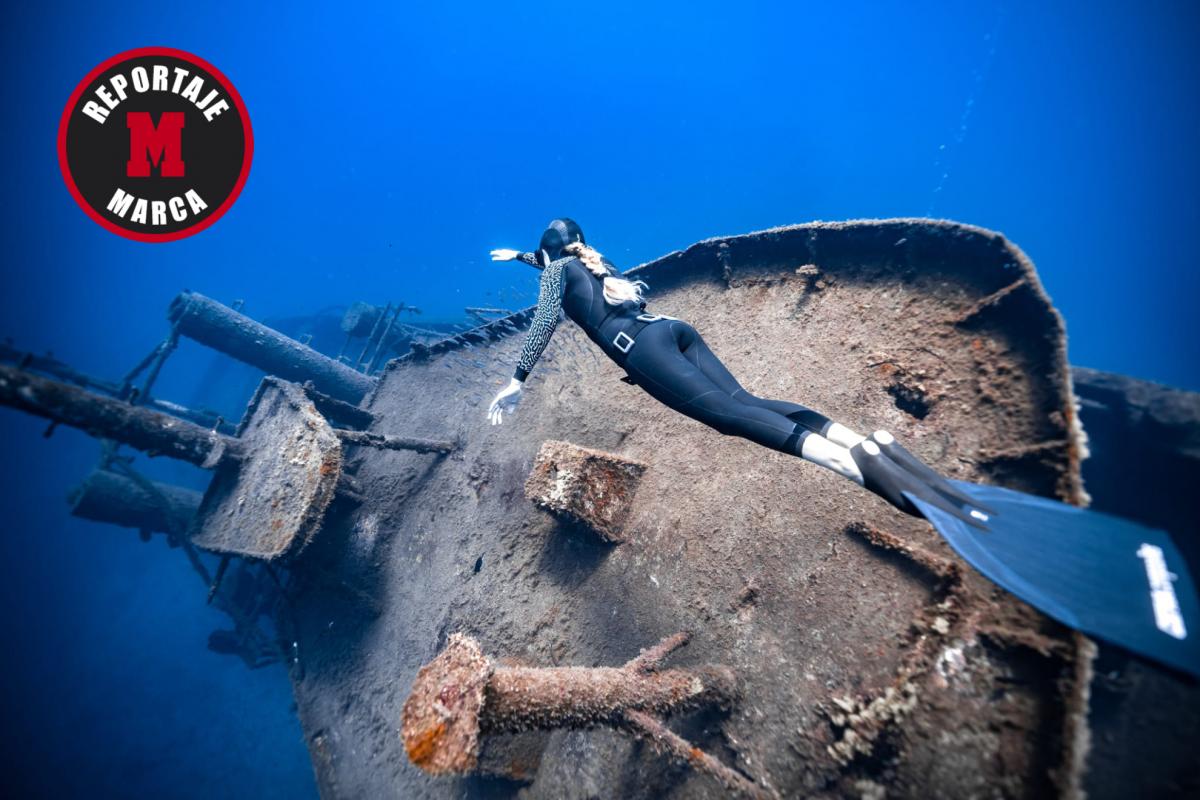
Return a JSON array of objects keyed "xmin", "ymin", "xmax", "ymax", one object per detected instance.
[
  {"xmin": 0, "ymin": 364, "xmax": 236, "ymax": 467},
  {"xmin": 0, "ymin": 341, "xmax": 231, "ymax": 432},
  {"xmin": 483, "ymin": 649, "xmax": 731, "ymax": 731},
  {"xmin": 68, "ymin": 469, "xmax": 202, "ymax": 534},
  {"xmin": 168, "ymin": 291, "xmax": 376, "ymax": 403},
  {"xmin": 336, "ymin": 429, "xmax": 456, "ymax": 454},
  {"xmin": 401, "ymin": 632, "xmax": 735, "ymax": 776},
  {"xmin": 300, "ymin": 381, "xmax": 376, "ymax": 430}
]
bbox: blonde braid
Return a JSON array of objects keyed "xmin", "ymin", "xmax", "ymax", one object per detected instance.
[{"xmin": 563, "ymin": 242, "xmax": 648, "ymax": 306}]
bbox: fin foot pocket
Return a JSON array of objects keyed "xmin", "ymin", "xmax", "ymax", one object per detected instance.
[
  {"xmin": 869, "ymin": 431, "xmax": 996, "ymax": 516},
  {"xmin": 850, "ymin": 441, "xmax": 988, "ymax": 530}
]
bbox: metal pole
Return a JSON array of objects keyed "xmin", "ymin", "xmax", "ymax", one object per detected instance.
[
  {"xmin": 1, "ymin": 340, "xmax": 231, "ymax": 432},
  {"xmin": 168, "ymin": 291, "xmax": 376, "ymax": 403},
  {"xmin": 68, "ymin": 468, "xmax": 202, "ymax": 534},
  {"xmin": 367, "ymin": 306, "xmax": 402, "ymax": 374},
  {"xmin": 137, "ymin": 327, "xmax": 179, "ymax": 402},
  {"xmin": 355, "ymin": 302, "xmax": 392, "ymax": 372},
  {"xmin": 0, "ymin": 364, "xmax": 237, "ymax": 467},
  {"xmin": 336, "ymin": 429, "xmax": 456, "ymax": 454},
  {"xmin": 300, "ymin": 381, "xmax": 376, "ymax": 430}
]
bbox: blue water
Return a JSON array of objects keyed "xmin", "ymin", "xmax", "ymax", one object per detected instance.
[{"xmin": 1, "ymin": 1, "xmax": 1197, "ymax": 797}]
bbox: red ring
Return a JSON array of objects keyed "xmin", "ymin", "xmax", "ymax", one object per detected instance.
[{"xmin": 57, "ymin": 46, "xmax": 254, "ymax": 243}]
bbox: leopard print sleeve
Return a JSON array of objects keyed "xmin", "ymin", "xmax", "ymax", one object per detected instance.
[
  {"xmin": 517, "ymin": 251, "xmax": 541, "ymax": 268},
  {"xmin": 513, "ymin": 257, "xmax": 567, "ymax": 381}
]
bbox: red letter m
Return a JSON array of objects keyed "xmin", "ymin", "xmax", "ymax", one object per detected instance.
[{"xmin": 126, "ymin": 111, "xmax": 185, "ymax": 177}]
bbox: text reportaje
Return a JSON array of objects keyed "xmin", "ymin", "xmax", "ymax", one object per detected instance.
[{"xmin": 81, "ymin": 64, "xmax": 230, "ymax": 125}]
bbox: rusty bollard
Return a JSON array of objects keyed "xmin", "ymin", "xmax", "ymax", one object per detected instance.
[
  {"xmin": 524, "ymin": 439, "xmax": 646, "ymax": 542},
  {"xmin": 401, "ymin": 633, "xmax": 737, "ymax": 776}
]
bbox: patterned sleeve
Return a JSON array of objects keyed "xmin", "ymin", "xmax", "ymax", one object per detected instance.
[
  {"xmin": 514, "ymin": 259, "xmax": 565, "ymax": 381},
  {"xmin": 517, "ymin": 251, "xmax": 541, "ymax": 268}
]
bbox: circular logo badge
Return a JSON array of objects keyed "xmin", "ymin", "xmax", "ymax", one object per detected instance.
[{"xmin": 58, "ymin": 47, "xmax": 253, "ymax": 242}]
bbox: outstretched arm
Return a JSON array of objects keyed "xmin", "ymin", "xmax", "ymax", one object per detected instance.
[
  {"xmin": 488, "ymin": 259, "xmax": 566, "ymax": 425},
  {"xmin": 490, "ymin": 249, "xmax": 542, "ymax": 269},
  {"xmin": 513, "ymin": 260, "xmax": 565, "ymax": 381}
]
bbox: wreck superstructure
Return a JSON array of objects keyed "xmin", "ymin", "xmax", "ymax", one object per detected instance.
[{"xmin": 2, "ymin": 219, "xmax": 1197, "ymax": 799}]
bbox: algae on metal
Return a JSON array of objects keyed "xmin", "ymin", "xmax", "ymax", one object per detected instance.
[{"xmin": 283, "ymin": 219, "xmax": 1095, "ymax": 799}]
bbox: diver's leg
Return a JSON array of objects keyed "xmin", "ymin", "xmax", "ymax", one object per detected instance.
[
  {"xmin": 625, "ymin": 324, "xmax": 807, "ymax": 455},
  {"xmin": 658, "ymin": 320, "xmax": 988, "ymax": 525},
  {"xmin": 626, "ymin": 324, "xmax": 863, "ymax": 484},
  {"xmin": 676, "ymin": 321, "xmax": 868, "ymax": 445}
]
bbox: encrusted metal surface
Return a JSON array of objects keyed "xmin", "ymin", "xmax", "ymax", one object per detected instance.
[
  {"xmin": 401, "ymin": 633, "xmax": 494, "ymax": 776},
  {"xmin": 524, "ymin": 440, "xmax": 648, "ymax": 542},
  {"xmin": 401, "ymin": 633, "xmax": 743, "ymax": 791},
  {"xmin": 191, "ymin": 377, "xmax": 342, "ymax": 559},
  {"xmin": 288, "ymin": 219, "xmax": 1092, "ymax": 799}
]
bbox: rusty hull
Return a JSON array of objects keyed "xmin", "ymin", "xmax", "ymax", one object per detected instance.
[{"xmin": 285, "ymin": 219, "xmax": 1092, "ymax": 799}]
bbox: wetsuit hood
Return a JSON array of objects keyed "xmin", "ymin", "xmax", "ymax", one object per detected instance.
[{"xmin": 537, "ymin": 218, "xmax": 585, "ymax": 267}]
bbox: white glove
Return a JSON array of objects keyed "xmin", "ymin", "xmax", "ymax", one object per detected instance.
[
  {"xmin": 487, "ymin": 378, "xmax": 524, "ymax": 425},
  {"xmin": 490, "ymin": 248, "xmax": 520, "ymax": 262}
]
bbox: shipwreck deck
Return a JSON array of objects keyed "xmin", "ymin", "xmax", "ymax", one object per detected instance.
[{"xmin": 285, "ymin": 219, "xmax": 1093, "ymax": 799}]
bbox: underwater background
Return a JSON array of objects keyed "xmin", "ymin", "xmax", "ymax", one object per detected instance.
[{"xmin": 1, "ymin": 1, "xmax": 1197, "ymax": 797}]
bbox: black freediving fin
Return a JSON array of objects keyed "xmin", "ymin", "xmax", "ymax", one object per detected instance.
[
  {"xmin": 869, "ymin": 432, "xmax": 995, "ymax": 514},
  {"xmin": 906, "ymin": 480, "xmax": 1200, "ymax": 679},
  {"xmin": 850, "ymin": 441, "xmax": 990, "ymax": 529}
]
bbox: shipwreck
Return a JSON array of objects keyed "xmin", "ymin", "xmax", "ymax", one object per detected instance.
[{"xmin": 2, "ymin": 218, "xmax": 1197, "ymax": 799}]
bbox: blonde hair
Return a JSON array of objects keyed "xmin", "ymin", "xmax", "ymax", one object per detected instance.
[{"xmin": 564, "ymin": 242, "xmax": 648, "ymax": 306}]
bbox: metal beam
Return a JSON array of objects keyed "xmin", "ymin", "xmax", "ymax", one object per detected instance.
[{"xmin": 168, "ymin": 291, "xmax": 376, "ymax": 403}]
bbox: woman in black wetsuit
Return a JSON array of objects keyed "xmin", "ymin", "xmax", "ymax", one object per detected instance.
[{"xmin": 488, "ymin": 219, "xmax": 990, "ymax": 526}]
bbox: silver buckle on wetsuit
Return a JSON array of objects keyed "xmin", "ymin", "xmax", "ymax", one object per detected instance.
[{"xmin": 613, "ymin": 331, "xmax": 635, "ymax": 353}]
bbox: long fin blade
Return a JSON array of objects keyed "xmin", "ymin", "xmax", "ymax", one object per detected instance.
[{"xmin": 905, "ymin": 482, "xmax": 1200, "ymax": 679}]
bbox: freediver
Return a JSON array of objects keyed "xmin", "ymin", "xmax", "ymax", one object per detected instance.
[
  {"xmin": 487, "ymin": 218, "xmax": 990, "ymax": 528},
  {"xmin": 485, "ymin": 219, "xmax": 1200, "ymax": 679}
]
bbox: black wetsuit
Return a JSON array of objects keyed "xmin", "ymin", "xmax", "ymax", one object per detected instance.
[{"xmin": 514, "ymin": 254, "xmax": 834, "ymax": 455}]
